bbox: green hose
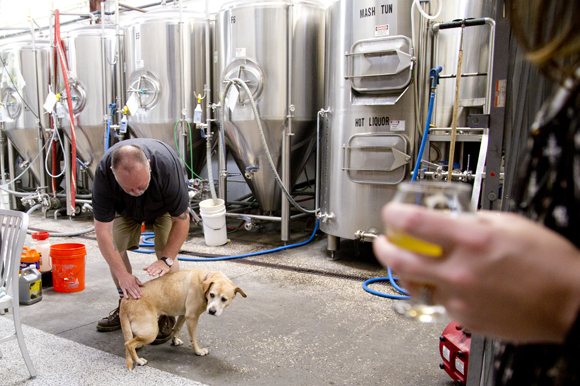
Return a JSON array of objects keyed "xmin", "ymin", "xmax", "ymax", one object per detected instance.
[{"xmin": 174, "ymin": 119, "xmax": 203, "ymax": 179}]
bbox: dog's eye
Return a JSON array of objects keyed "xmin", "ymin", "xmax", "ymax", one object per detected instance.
[
  {"xmin": 221, "ymin": 297, "xmax": 227, "ymax": 302},
  {"xmin": 210, "ymin": 293, "xmax": 215, "ymax": 298}
]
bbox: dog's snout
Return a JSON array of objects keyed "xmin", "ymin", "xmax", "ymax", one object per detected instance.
[{"xmin": 208, "ymin": 308, "xmax": 216, "ymax": 315}]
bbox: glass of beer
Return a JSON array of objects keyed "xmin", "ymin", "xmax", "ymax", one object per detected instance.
[{"xmin": 388, "ymin": 180, "xmax": 474, "ymax": 323}]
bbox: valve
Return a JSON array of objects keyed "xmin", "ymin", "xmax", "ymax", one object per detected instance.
[
  {"xmin": 354, "ymin": 228, "xmax": 379, "ymax": 243},
  {"xmin": 244, "ymin": 165, "xmax": 260, "ymax": 179},
  {"xmin": 238, "ymin": 215, "xmax": 255, "ymax": 231},
  {"xmin": 317, "ymin": 212, "xmax": 335, "ymax": 223}
]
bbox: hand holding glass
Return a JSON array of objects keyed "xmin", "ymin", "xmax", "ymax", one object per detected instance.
[{"xmin": 387, "ymin": 181, "xmax": 474, "ymax": 323}]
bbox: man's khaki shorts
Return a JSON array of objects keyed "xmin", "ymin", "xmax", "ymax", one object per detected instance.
[{"xmin": 113, "ymin": 213, "xmax": 172, "ymax": 252}]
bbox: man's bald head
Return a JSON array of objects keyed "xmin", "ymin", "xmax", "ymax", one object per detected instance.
[
  {"xmin": 110, "ymin": 145, "xmax": 151, "ymax": 197},
  {"xmin": 111, "ymin": 145, "xmax": 148, "ymax": 174}
]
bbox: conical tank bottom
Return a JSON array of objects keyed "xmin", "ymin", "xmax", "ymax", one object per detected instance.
[
  {"xmin": 225, "ymin": 118, "xmax": 316, "ymax": 212},
  {"xmin": 4, "ymin": 129, "xmax": 43, "ymax": 184},
  {"xmin": 130, "ymin": 121, "xmax": 209, "ymax": 176}
]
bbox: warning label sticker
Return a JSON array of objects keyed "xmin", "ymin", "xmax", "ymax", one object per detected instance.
[
  {"xmin": 375, "ymin": 25, "xmax": 389, "ymax": 37},
  {"xmin": 495, "ymin": 79, "xmax": 507, "ymax": 108}
]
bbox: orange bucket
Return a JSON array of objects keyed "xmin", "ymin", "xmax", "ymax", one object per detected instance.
[{"xmin": 50, "ymin": 243, "xmax": 86, "ymax": 293}]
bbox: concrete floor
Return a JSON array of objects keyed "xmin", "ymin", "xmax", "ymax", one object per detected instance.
[{"xmin": 2, "ymin": 210, "xmax": 455, "ymax": 386}]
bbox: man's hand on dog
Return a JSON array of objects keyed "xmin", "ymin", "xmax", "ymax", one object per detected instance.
[
  {"xmin": 143, "ymin": 260, "xmax": 171, "ymax": 278},
  {"xmin": 118, "ymin": 272, "xmax": 144, "ymax": 299}
]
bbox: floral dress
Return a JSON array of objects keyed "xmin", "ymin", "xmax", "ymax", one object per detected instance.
[{"xmin": 494, "ymin": 70, "xmax": 580, "ymax": 385}]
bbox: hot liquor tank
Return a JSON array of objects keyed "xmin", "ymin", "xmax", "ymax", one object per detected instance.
[
  {"xmin": 216, "ymin": 0, "xmax": 325, "ymax": 211},
  {"xmin": 58, "ymin": 25, "xmax": 124, "ymax": 178},
  {"xmin": 1, "ymin": 39, "xmax": 51, "ymax": 186},
  {"xmin": 320, "ymin": 0, "xmax": 415, "ymax": 251},
  {"xmin": 124, "ymin": 9, "xmax": 210, "ymax": 175}
]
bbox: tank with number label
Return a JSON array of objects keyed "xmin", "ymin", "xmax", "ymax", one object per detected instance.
[
  {"xmin": 58, "ymin": 25, "xmax": 124, "ymax": 178},
  {"xmin": 123, "ymin": 8, "xmax": 211, "ymax": 175},
  {"xmin": 1, "ymin": 39, "xmax": 51, "ymax": 185},
  {"xmin": 216, "ymin": 0, "xmax": 325, "ymax": 211}
]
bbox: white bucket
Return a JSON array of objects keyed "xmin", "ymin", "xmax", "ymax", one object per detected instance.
[{"xmin": 199, "ymin": 198, "xmax": 227, "ymax": 246}]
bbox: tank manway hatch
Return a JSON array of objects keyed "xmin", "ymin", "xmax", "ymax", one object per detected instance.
[{"xmin": 346, "ymin": 36, "xmax": 413, "ymax": 92}]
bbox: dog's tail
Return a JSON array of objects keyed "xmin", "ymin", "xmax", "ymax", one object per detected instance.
[{"xmin": 119, "ymin": 300, "xmax": 134, "ymax": 370}]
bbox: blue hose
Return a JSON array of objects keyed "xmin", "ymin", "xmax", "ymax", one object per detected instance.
[
  {"xmin": 134, "ymin": 220, "xmax": 320, "ymax": 261},
  {"xmin": 362, "ymin": 267, "xmax": 410, "ymax": 299},
  {"xmin": 104, "ymin": 117, "xmax": 111, "ymax": 151},
  {"xmin": 411, "ymin": 65, "xmax": 442, "ymax": 182}
]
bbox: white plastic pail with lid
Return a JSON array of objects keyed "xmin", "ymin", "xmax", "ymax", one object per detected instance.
[{"xmin": 199, "ymin": 198, "xmax": 227, "ymax": 246}]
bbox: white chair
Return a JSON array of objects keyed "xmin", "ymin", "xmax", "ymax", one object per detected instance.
[{"xmin": 0, "ymin": 209, "xmax": 36, "ymax": 378}]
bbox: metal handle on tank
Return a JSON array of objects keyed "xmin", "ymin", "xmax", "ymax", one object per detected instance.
[{"xmin": 436, "ymin": 18, "xmax": 486, "ymax": 30}]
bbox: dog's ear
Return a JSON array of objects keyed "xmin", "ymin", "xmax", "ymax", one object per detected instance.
[
  {"xmin": 203, "ymin": 281, "xmax": 213, "ymax": 295},
  {"xmin": 235, "ymin": 287, "xmax": 247, "ymax": 298},
  {"xmin": 202, "ymin": 278, "xmax": 213, "ymax": 296}
]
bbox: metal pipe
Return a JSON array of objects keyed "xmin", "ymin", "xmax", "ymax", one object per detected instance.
[
  {"xmin": 218, "ymin": 104, "xmax": 227, "ymax": 200},
  {"xmin": 225, "ymin": 200, "xmax": 259, "ymax": 206},
  {"xmin": 226, "ymin": 213, "xmax": 282, "ymax": 222},
  {"xmin": 48, "ymin": 11, "xmax": 58, "ymax": 197},
  {"xmin": 58, "ymin": 12, "xmax": 96, "ymax": 19},
  {"xmin": 208, "ymin": 1, "xmax": 226, "ymax": 202},
  {"xmin": 116, "ymin": 0, "xmax": 124, "ymax": 123},
  {"xmin": 64, "ymin": 138, "xmax": 71, "ymax": 216},
  {"xmin": 0, "ymin": 123, "xmax": 9, "ymax": 209},
  {"xmin": 484, "ymin": 18, "xmax": 496, "ymax": 115},
  {"xmin": 56, "ymin": 192, "xmax": 92, "ymax": 199},
  {"xmin": 315, "ymin": 109, "xmax": 327, "ymax": 213},
  {"xmin": 101, "ymin": 2, "xmax": 109, "ymax": 149},
  {"xmin": 281, "ymin": 1, "xmax": 295, "ymax": 242},
  {"xmin": 179, "ymin": 0, "xmax": 187, "ymax": 161},
  {"xmin": 0, "ymin": 13, "xmax": 96, "ymax": 40},
  {"xmin": 7, "ymin": 137, "xmax": 17, "ymax": 209},
  {"xmin": 225, "ymin": 212, "xmax": 309, "ymax": 222},
  {"xmin": 48, "ymin": 11, "xmax": 54, "ymax": 96},
  {"xmin": 118, "ymin": 3, "xmax": 148, "ymax": 13},
  {"xmin": 354, "ymin": 230, "xmax": 378, "ymax": 243},
  {"xmin": 30, "ymin": 15, "xmax": 47, "ymax": 202}
]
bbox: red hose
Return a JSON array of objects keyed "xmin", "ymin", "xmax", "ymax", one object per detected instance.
[{"xmin": 54, "ymin": 10, "xmax": 76, "ymax": 214}]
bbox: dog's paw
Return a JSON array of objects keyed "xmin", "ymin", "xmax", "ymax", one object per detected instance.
[
  {"xmin": 172, "ymin": 337, "xmax": 184, "ymax": 346},
  {"xmin": 135, "ymin": 358, "xmax": 148, "ymax": 366},
  {"xmin": 194, "ymin": 347, "xmax": 209, "ymax": 356}
]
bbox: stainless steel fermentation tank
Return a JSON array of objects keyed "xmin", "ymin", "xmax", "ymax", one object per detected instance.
[
  {"xmin": 124, "ymin": 8, "xmax": 210, "ymax": 174},
  {"xmin": 216, "ymin": 0, "xmax": 325, "ymax": 212},
  {"xmin": 58, "ymin": 25, "xmax": 124, "ymax": 178},
  {"xmin": 0, "ymin": 39, "xmax": 51, "ymax": 187},
  {"xmin": 320, "ymin": 0, "xmax": 416, "ymax": 254}
]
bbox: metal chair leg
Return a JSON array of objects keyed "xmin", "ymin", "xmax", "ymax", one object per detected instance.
[{"xmin": 12, "ymin": 305, "xmax": 36, "ymax": 378}]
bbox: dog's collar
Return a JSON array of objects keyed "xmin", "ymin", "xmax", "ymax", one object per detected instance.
[{"xmin": 203, "ymin": 272, "xmax": 211, "ymax": 282}]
